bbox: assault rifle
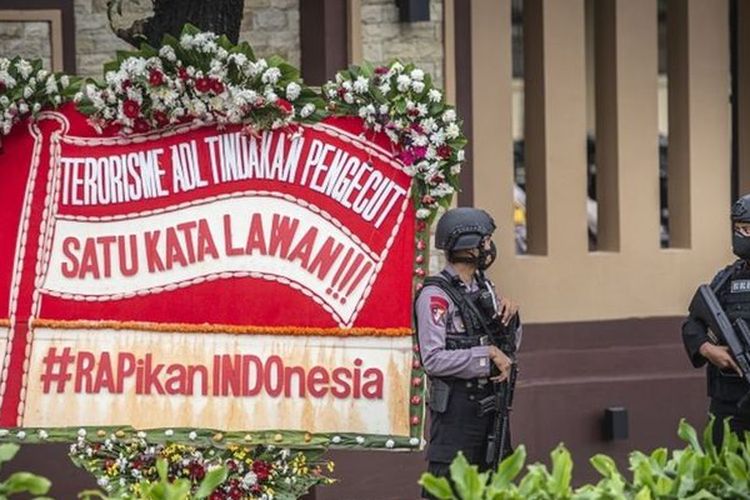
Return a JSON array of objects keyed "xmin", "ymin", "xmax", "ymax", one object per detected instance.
[
  {"xmin": 477, "ymin": 314, "xmax": 519, "ymax": 470},
  {"xmin": 689, "ymin": 284, "xmax": 750, "ymax": 408}
]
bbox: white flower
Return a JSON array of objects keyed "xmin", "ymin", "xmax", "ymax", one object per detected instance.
[
  {"xmin": 36, "ymin": 69, "xmax": 48, "ymax": 81},
  {"xmin": 261, "ymin": 67, "xmax": 282, "ymax": 85},
  {"xmin": 391, "ymin": 62, "xmax": 404, "ymax": 73},
  {"xmin": 18, "ymin": 102, "xmax": 28, "ymax": 114},
  {"xmin": 16, "ymin": 431, "xmax": 25, "ymax": 440},
  {"xmin": 417, "ymin": 103, "xmax": 429, "ymax": 115},
  {"xmin": 416, "ymin": 208, "xmax": 431, "ymax": 219},
  {"xmin": 358, "ymin": 104, "xmax": 375, "ymax": 118},
  {"xmin": 431, "ymin": 183, "xmax": 455, "ymax": 197},
  {"xmin": 450, "ymin": 164, "xmax": 462, "ymax": 175},
  {"xmin": 445, "ymin": 123, "xmax": 460, "ymax": 139},
  {"xmin": 188, "ymin": 431, "xmax": 198, "ymax": 440},
  {"xmin": 428, "ymin": 89, "xmax": 442, "ymax": 103},
  {"xmin": 264, "ymin": 90, "xmax": 278, "ymax": 103},
  {"xmin": 378, "ymin": 104, "xmax": 389, "ymax": 114},
  {"xmin": 331, "ymin": 435, "xmax": 341, "ymax": 444},
  {"xmin": 355, "ymin": 436, "xmax": 365, "ymax": 444},
  {"xmin": 410, "ymin": 69, "xmax": 424, "ymax": 81},
  {"xmin": 396, "ymin": 74, "xmax": 411, "ymax": 92},
  {"xmin": 23, "ymin": 86, "xmax": 33, "ymax": 99},
  {"xmin": 0, "ymin": 429, "xmax": 9, "ymax": 437},
  {"xmin": 97, "ymin": 477, "xmax": 109, "ymax": 487},
  {"xmin": 0, "ymin": 96, "xmax": 8, "ymax": 106},
  {"xmin": 137, "ymin": 431, "xmax": 146, "ymax": 439},
  {"xmin": 159, "ymin": 45, "xmax": 177, "ymax": 62},
  {"xmin": 164, "ymin": 429, "xmax": 174, "ymax": 437},
  {"xmin": 229, "ymin": 53, "xmax": 247, "ymax": 67},
  {"xmin": 38, "ymin": 430, "xmax": 48, "ymax": 440},
  {"xmin": 429, "ymin": 130, "xmax": 446, "ymax": 146},
  {"xmin": 425, "ymin": 146, "xmax": 437, "ymax": 160},
  {"xmin": 412, "ymin": 134, "xmax": 429, "ymax": 147},
  {"xmin": 385, "ymin": 439, "xmax": 395, "ymax": 448},
  {"xmin": 77, "ymin": 428, "xmax": 87, "ymax": 437},
  {"xmin": 457, "ymin": 149, "xmax": 465, "ymax": 161},
  {"xmin": 45, "ymin": 75, "xmax": 58, "ymax": 95},
  {"xmin": 286, "ymin": 82, "xmax": 301, "ymax": 101},
  {"xmin": 409, "ymin": 437, "xmax": 420, "ymax": 446},
  {"xmin": 60, "ymin": 75, "xmax": 70, "ymax": 87},
  {"xmin": 353, "ymin": 76, "xmax": 369, "ymax": 94},
  {"xmin": 378, "ymin": 83, "xmax": 391, "ymax": 94},
  {"xmin": 14, "ymin": 60, "xmax": 33, "ymax": 79},
  {"xmin": 242, "ymin": 471, "xmax": 258, "ymax": 487},
  {"xmin": 442, "ymin": 109, "xmax": 457, "ymax": 123},
  {"xmin": 343, "ymin": 93, "xmax": 354, "ymax": 104},
  {"xmin": 300, "ymin": 103, "xmax": 316, "ymax": 118},
  {"xmin": 411, "ymin": 81, "xmax": 425, "ymax": 93}
]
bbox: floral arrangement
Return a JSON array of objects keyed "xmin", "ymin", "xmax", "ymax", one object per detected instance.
[
  {"xmin": 0, "ymin": 56, "xmax": 78, "ymax": 137},
  {"xmin": 75, "ymin": 25, "xmax": 325, "ymax": 135},
  {"xmin": 69, "ymin": 432, "xmax": 334, "ymax": 499},
  {"xmin": 322, "ymin": 62, "xmax": 467, "ymax": 221}
]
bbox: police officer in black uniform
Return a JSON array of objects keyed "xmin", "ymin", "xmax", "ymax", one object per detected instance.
[
  {"xmin": 683, "ymin": 194, "xmax": 750, "ymax": 443},
  {"xmin": 415, "ymin": 208, "xmax": 520, "ymax": 498}
]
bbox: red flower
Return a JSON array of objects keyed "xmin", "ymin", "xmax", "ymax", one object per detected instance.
[
  {"xmin": 121, "ymin": 79, "xmax": 132, "ymax": 91},
  {"xmin": 149, "ymin": 69, "xmax": 164, "ymax": 87},
  {"xmin": 123, "ymin": 99, "xmax": 140, "ymax": 119},
  {"xmin": 178, "ymin": 67, "xmax": 189, "ymax": 81},
  {"xmin": 337, "ymin": 87, "xmax": 347, "ymax": 98},
  {"xmin": 438, "ymin": 145, "xmax": 452, "ymax": 159},
  {"xmin": 252, "ymin": 460, "xmax": 271, "ymax": 482},
  {"xmin": 276, "ymin": 98, "xmax": 293, "ymax": 114},
  {"xmin": 0, "ymin": 82, "xmax": 6, "ymax": 93},
  {"xmin": 188, "ymin": 462, "xmax": 205, "ymax": 481},
  {"xmin": 211, "ymin": 79, "xmax": 225, "ymax": 94},
  {"xmin": 152, "ymin": 110, "xmax": 169, "ymax": 127},
  {"xmin": 209, "ymin": 493, "xmax": 223, "ymax": 500},
  {"xmin": 195, "ymin": 77, "xmax": 212, "ymax": 93},
  {"xmin": 408, "ymin": 108, "xmax": 420, "ymax": 117},
  {"xmin": 133, "ymin": 118, "xmax": 150, "ymax": 133},
  {"xmin": 410, "ymin": 123, "xmax": 424, "ymax": 134},
  {"xmin": 374, "ymin": 66, "xmax": 389, "ymax": 75}
]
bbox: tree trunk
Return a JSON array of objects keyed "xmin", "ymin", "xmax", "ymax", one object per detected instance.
[{"xmin": 110, "ymin": 0, "xmax": 245, "ymax": 48}]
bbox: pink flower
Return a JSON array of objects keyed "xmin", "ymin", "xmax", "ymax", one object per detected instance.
[
  {"xmin": 412, "ymin": 146, "xmax": 427, "ymax": 159},
  {"xmin": 123, "ymin": 99, "xmax": 140, "ymax": 119},
  {"xmin": 399, "ymin": 150, "xmax": 415, "ymax": 166}
]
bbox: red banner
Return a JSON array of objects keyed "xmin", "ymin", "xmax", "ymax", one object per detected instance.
[{"xmin": 0, "ymin": 105, "xmax": 416, "ymax": 439}]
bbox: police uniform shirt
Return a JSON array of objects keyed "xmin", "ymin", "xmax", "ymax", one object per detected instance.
[{"xmin": 415, "ymin": 264, "xmax": 493, "ymax": 379}]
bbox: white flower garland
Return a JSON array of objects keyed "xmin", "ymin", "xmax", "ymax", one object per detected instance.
[{"xmin": 323, "ymin": 61, "xmax": 466, "ymax": 221}]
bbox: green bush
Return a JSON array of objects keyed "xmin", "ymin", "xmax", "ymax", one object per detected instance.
[{"xmin": 419, "ymin": 418, "xmax": 750, "ymax": 500}]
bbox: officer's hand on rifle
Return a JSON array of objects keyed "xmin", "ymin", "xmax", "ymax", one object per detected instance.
[
  {"xmin": 700, "ymin": 342, "xmax": 742, "ymax": 375},
  {"xmin": 498, "ymin": 297, "xmax": 518, "ymax": 326},
  {"xmin": 489, "ymin": 346, "xmax": 513, "ymax": 382}
]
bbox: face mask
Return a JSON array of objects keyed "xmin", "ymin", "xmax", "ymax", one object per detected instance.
[
  {"xmin": 477, "ymin": 240, "xmax": 497, "ymax": 270},
  {"xmin": 733, "ymin": 232, "xmax": 750, "ymax": 260}
]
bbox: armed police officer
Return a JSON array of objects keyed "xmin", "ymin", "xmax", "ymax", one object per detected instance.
[
  {"xmin": 415, "ymin": 207, "xmax": 521, "ymax": 494},
  {"xmin": 683, "ymin": 194, "xmax": 750, "ymax": 443}
]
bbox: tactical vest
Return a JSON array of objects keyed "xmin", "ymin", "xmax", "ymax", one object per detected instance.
[
  {"xmin": 711, "ymin": 261, "xmax": 750, "ymax": 404},
  {"xmin": 416, "ymin": 270, "xmax": 503, "ymax": 353}
]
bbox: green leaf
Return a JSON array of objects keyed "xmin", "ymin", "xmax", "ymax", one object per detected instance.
[
  {"xmin": 491, "ymin": 445, "xmax": 526, "ymax": 487},
  {"xmin": 449, "ymin": 452, "xmax": 484, "ymax": 500},
  {"xmin": 634, "ymin": 486, "xmax": 652, "ymax": 500},
  {"xmin": 590, "ymin": 454, "xmax": 619, "ymax": 479},
  {"xmin": 549, "ymin": 444, "xmax": 573, "ymax": 495},
  {"xmin": 0, "ymin": 472, "xmax": 51, "ymax": 495},
  {"xmin": 0, "ymin": 444, "xmax": 19, "ymax": 465},
  {"xmin": 194, "ymin": 466, "xmax": 228, "ymax": 498},
  {"xmin": 679, "ymin": 419, "xmax": 703, "ymax": 453},
  {"xmin": 418, "ymin": 474, "xmax": 456, "ymax": 500}
]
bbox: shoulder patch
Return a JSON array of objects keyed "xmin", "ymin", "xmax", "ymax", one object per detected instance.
[{"xmin": 430, "ymin": 295, "xmax": 449, "ymax": 326}]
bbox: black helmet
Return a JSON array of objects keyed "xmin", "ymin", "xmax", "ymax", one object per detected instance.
[
  {"xmin": 435, "ymin": 207, "xmax": 496, "ymax": 252},
  {"xmin": 732, "ymin": 194, "xmax": 750, "ymax": 223}
]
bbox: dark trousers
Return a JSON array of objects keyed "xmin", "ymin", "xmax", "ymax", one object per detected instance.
[{"xmin": 421, "ymin": 383, "xmax": 511, "ymax": 500}]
